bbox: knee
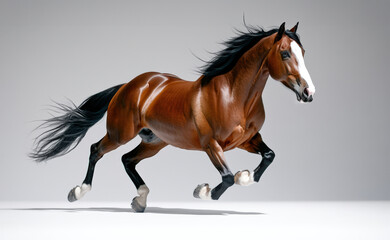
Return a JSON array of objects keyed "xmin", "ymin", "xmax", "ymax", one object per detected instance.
[
  {"xmin": 121, "ymin": 154, "xmax": 132, "ymax": 166},
  {"xmin": 264, "ymin": 150, "xmax": 275, "ymax": 162},
  {"xmin": 222, "ymin": 174, "xmax": 235, "ymax": 187},
  {"xmin": 121, "ymin": 155, "xmax": 126, "ymax": 164},
  {"xmin": 89, "ymin": 143, "xmax": 101, "ymax": 163},
  {"xmin": 90, "ymin": 143, "xmax": 98, "ymax": 153}
]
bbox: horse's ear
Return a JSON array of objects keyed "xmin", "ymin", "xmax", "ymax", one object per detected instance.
[
  {"xmin": 290, "ymin": 22, "xmax": 299, "ymax": 33},
  {"xmin": 274, "ymin": 22, "xmax": 285, "ymax": 43}
]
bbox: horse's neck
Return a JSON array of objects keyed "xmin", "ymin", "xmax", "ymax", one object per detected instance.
[{"xmin": 227, "ymin": 37, "xmax": 272, "ymax": 104}]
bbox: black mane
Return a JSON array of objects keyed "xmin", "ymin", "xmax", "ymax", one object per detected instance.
[{"xmin": 200, "ymin": 26, "xmax": 302, "ymax": 86}]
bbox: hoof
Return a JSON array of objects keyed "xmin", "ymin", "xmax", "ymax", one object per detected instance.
[
  {"xmin": 131, "ymin": 197, "xmax": 146, "ymax": 213},
  {"xmin": 193, "ymin": 183, "xmax": 211, "ymax": 200},
  {"xmin": 234, "ymin": 170, "xmax": 255, "ymax": 186},
  {"xmin": 67, "ymin": 186, "xmax": 78, "ymax": 202}
]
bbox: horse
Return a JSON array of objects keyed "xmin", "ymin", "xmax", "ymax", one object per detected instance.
[{"xmin": 31, "ymin": 22, "xmax": 315, "ymax": 212}]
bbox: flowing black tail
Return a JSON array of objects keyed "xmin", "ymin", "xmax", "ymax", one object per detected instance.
[{"xmin": 30, "ymin": 84, "xmax": 124, "ymax": 162}]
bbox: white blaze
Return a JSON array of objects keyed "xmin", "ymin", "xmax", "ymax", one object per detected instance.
[{"xmin": 290, "ymin": 41, "xmax": 315, "ymax": 95}]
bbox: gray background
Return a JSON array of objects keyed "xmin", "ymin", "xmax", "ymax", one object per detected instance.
[{"xmin": 0, "ymin": 0, "xmax": 389, "ymax": 202}]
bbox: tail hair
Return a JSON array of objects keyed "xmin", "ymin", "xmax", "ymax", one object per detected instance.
[{"xmin": 30, "ymin": 84, "xmax": 124, "ymax": 162}]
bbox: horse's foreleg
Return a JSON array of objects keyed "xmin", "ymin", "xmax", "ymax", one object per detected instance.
[
  {"xmin": 236, "ymin": 132, "xmax": 275, "ymax": 186},
  {"xmin": 121, "ymin": 131, "xmax": 167, "ymax": 212},
  {"xmin": 194, "ymin": 139, "xmax": 234, "ymax": 200},
  {"xmin": 68, "ymin": 134, "xmax": 120, "ymax": 202}
]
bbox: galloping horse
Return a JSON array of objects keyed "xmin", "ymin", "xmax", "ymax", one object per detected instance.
[{"xmin": 31, "ymin": 22, "xmax": 315, "ymax": 212}]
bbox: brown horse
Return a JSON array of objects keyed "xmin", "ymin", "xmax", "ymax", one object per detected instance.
[{"xmin": 31, "ymin": 22, "xmax": 315, "ymax": 212}]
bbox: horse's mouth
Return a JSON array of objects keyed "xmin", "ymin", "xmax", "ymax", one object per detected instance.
[
  {"xmin": 295, "ymin": 90, "xmax": 313, "ymax": 103},
  {"xmin": 296, "ymin": 92, "xmax": 302, "ymax": 102}
]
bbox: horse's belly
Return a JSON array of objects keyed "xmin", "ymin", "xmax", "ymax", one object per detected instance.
[{"xmin": 147, "ymin": 123, "xmax": 202, "ymax": 150}]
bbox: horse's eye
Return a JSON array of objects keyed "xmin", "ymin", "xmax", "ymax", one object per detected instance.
[{"xmin": 281, "ymin": 51, "xmax": 290, "ymax": 60}]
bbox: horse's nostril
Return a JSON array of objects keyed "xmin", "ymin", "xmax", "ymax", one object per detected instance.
[{"xmin": 303, "ymin": 88, "xmax": 309, "ymax": 98}]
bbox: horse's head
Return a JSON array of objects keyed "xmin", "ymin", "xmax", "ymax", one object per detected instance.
[{"xmin": 267, "ymin": 22, "xmax": 315, "ymax": 103}]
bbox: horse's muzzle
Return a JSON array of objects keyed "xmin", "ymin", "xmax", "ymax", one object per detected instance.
[{"xmin": 301, "ymin": 88, "xmax": 313, "ymax": 102}]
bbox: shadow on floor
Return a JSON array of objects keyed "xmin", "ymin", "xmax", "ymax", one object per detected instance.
[
  {"xmin": 146, "ymin": 207, "xmax": 263, "ymax": 215},
  {"xmin": 5, "ymin": 206, "xmax": 263, "ymax": 216}
]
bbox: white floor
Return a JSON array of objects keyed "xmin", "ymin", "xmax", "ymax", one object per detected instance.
[{"xmin": 0, "ymin": 201, "xmax": 389, "ymax": 240}]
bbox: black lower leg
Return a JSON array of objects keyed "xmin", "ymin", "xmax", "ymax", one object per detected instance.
[
  {"xmin": 121, "ymin": 154, "xmax": 145, "ymax": 189},
  {"xmin": 211, "ymin": 174, "xmax": 234, "ymax": 200},
  {"xmin": 82, "ymin": 141, "xmax": 102, "ymax": 185},
  {"xmin": 121, "ymin": 139, "xmax": 167, "ymax": 192},
  {"xmin": 203, "ymin": 139, "xmax": 235, "ymax": 200},
  {"xmin": 253, "ymin": 141, "xmax": 275, "ymax": 182}
]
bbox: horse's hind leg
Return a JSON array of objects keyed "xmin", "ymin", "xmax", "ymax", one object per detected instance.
[
  {"xmin": 67, "ymin": 134, "xmax": 120, "ymax": 202},
  {"xmin": 121, "ymin": 129, "xmax": 167, "ymax": 212},
  {"xmin": 235, "ymin": 132, "xmax": 275, "ymax": 186}
]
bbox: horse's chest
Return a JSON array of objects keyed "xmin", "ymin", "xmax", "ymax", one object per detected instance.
[
  {"xmin": 218, "ymin": 105, "xmax": 265, "ymax": 150},
  {"xmin": 216, "ymin": 123, "xmax": 257, "ymax": 150},
  {"xmin": 245, "ymin": 98, "xmax": 266, "ymax": 130}
]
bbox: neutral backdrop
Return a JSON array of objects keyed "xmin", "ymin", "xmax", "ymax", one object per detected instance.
[{"xmin": 0, "ymin": 0, "xmax": 389, "ymax": 202}]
